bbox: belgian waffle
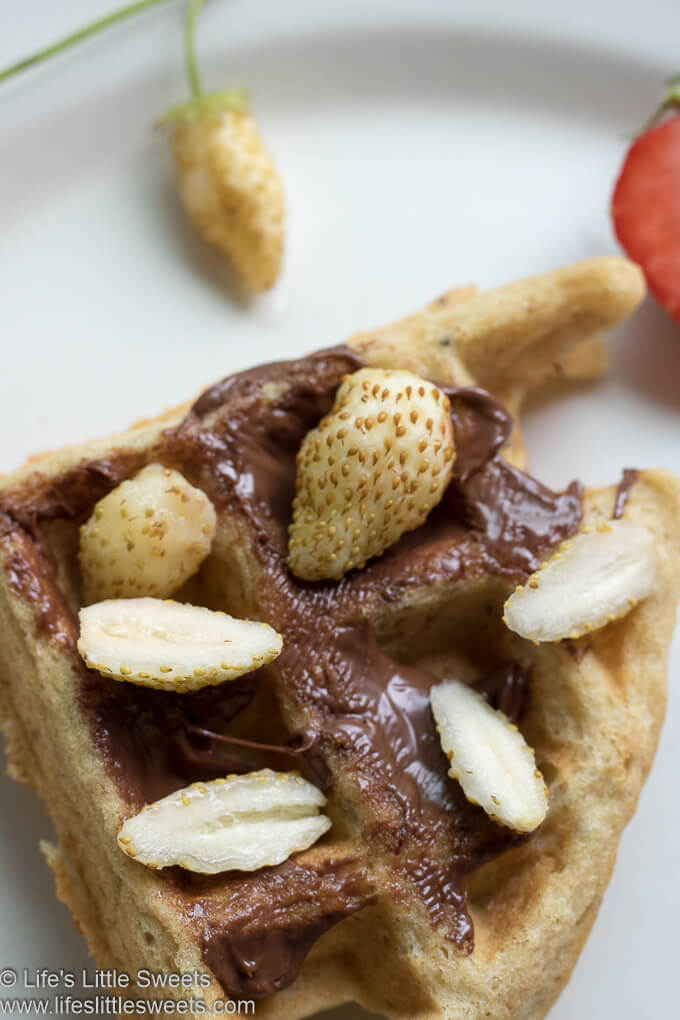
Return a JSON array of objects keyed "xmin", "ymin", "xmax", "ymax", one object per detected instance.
[{"xmin": 1, "ymin": 256, "xmax": 678, "ymax": 1020}]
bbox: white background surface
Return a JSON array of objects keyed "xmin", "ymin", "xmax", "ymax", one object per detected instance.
[{"xmin": 1, "ymin": 1, "xmax": 679, "ymax": 1017}]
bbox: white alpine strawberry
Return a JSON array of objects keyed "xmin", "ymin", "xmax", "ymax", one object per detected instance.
[
  {"xmin": 79, "ymin": 463, "xmax": 216, "ymax": 603},
  {"xmin": 288, "ymin": 368, "xmax": 456, "ymax": 580},
  {"xmin": 172, "ymin": 109, "xmax": 285, "ymax": 293},
  {"xmin": 77, "ymin": 597, "xmax": 282, "ymax": 693},
  {"xmin": 117, "ymin": 769, "xmax": 330, "ymax": 874},
  {"xmin": 503, "ymin": 520, "xmax": 657, "ymax": 643},
  {"xmin": 430, "ymin": 679, "xmax": 548, "ymax": 833}
]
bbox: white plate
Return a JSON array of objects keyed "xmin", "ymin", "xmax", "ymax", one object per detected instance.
[{"xmin": 1, "ymin": 1, "xmax": 679, "ymax": 1017}]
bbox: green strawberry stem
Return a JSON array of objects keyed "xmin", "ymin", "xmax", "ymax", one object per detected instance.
[
  {"xmin": 159, "ymin": 0, "xmax": 247, "ymax": 123},
  {"xmin": 0, "ymin": 0, "xmax": 175, "ymax": 85},
  {"xmin": 640, "ymin": 73, "xmax": 680, "ymax": 133},
  {"xmin": 184, "ymin": 0, "xmax": 206, "ymax": 100},
  {"xmin": 180, "ymin": 0, "xmax": 246, "ymax": 112}
]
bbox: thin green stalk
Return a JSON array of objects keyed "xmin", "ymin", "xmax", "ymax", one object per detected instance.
[
  {"xmin": 184, "ymin": 0, "xmax": 206, "ymax": 100},
  {"xmin": 0, "ymin": 0, "xmax": 175, "ymax": 85}
]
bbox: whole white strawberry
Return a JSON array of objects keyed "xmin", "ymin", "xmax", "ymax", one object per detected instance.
[
  {"xmin": 79, "ymin": 463, "xmax": 216, "ymax": 603},
  {"xmin": 288, "ymin": 368, "xmax": 456, "ymax": 581},
  {"xmin": 164, "ymin": 0, "xmax": 284, "ymax": 293},
  {"xmin": 172, "ymin": 108, "xmax": 285, "ymax": 293}
]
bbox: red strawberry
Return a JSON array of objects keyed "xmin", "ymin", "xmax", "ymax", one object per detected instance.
[{"xmin": 612, "ymin": 79, "xmax": 680, "ymax": 322}]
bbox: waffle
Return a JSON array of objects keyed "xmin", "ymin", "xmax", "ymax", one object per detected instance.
[{"xmin": 1, "ymin": 256, "xmax": 677, "ymax": 1020}]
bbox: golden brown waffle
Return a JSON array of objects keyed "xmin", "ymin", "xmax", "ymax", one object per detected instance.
[{"xmin": 1, "ymin": 257, "xmax": 677, "ymax": 1020}]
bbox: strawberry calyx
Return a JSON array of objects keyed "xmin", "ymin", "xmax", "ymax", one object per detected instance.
[
  {"xmin": 158, "ymin": 89, "xmax": 249, "ymax": 127},
  {"xmin": 637, "ymin": 73, "xmax": 680, "ymax": 135}
]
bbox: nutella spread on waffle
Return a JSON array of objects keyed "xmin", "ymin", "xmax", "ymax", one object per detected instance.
[
  {"xmin": 0, "ymin": 347, "xmax": 585, "ymax": 998},
  {"xmin": 613, "ymin": 468, "xmax": 639, "ymax": 519}
]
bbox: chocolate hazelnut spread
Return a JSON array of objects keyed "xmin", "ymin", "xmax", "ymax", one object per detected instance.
[
  {"xmin": 475, "ymin": 662, "xmax": 529, "ymax": 722},
  {"xmin": 0, "ymin": 520, "xmax": 76, "ymax": 647},
  {"xmin": 0, "ymin": 347, "xmax": 583, "ymax": 999},
  {"xmin": 199, "ymin": 856, "xmax": 372, "ymax": 998},
  {"xmin": 613, "ymin": 468, "xmax": 639, "ymax": 519}
]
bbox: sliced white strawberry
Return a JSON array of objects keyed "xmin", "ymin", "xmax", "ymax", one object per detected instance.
[
  {"xmin": 503, "ymin": 520, "xmax": 657, "ymax": 643},
  {"xmin": 288, "ymin": 368, "xmax": 456, "ymax": 580},
  {"xmin": 430, "ymin": 679, "xmax": 547, "ymax": 833},
  {"xmin": 117, "ymin": 769, "xmax": 331, "ymax": 873},
  {"xmin": 79, "ymin": 463, "xmax": 216, "ymax": 603},
  {"xmin": 77, "ymin": 597, "xmax": 282, "ymax": 693}
]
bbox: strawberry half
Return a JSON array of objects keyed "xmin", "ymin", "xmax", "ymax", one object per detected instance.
[{"xmin": 611, "ymin": 79, "xmax": 680, "ymax": 323}]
